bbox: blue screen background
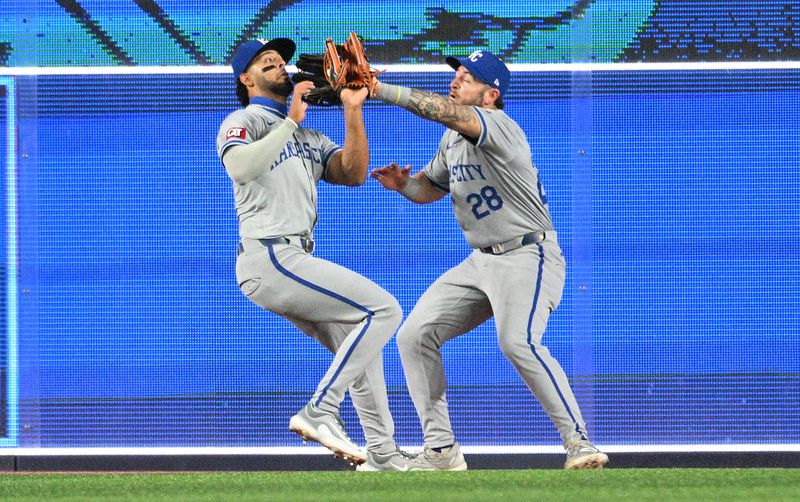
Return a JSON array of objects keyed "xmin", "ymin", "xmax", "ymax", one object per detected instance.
[
  {"xmin": 1, "ymin": 0, "xmax": 799, "ymax": 449},
  {"xmin": 3, "ymin": 70, "xmax": 797, "ymax": 448}
]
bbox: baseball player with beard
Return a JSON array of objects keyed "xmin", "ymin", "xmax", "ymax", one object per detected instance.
[
  {"xmin": 368, "ymin": 50, "xmax": 609, "ymax": 470},
  {"xmin": 216, "ymin": 38, "xmax": 430, "ymax": 471}
]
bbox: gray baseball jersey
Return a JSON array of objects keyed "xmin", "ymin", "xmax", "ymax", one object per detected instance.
[
  {"xmin": 217, "ymin": 98, "xmax": 341, "ymax": 239},
  {"xmin": 422, "ymin": 107, "xmax": 553, "ymax": 249},
  {"xmin": 217, "ymin": 96, "xmax": 402, "ymax": 455},
  {"xmin": 399, "ymin": 106, "xmax": 591, "ymax": 448}
]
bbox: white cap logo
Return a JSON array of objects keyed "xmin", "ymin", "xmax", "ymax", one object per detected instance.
[{"xmin": 468, "ymin": 50, "xmax": 484, "ymax": 62}]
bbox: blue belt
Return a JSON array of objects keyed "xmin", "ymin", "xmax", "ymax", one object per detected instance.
[
  {"xmin": 237, "ymin": 236, "xmax": 315, "ymax": 255},
  {"xmin": 479, "ymin": 231, "xmax": 546, "ymax": 255}
]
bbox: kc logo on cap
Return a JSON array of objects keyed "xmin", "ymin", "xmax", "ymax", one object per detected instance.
[{"xmin": 445, "ymin": 50, "xmax": 511, "ymax": 95}]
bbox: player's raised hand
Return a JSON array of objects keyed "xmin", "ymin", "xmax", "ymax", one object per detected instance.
[
  {"xmin": 289, "ymin": 80, "xmax": 314, "ymax": 124},
  {"xmin": 339, "ymin": 86, "xmax": 369, "ymax": 108},
  {"xmin": 370, "ymin": 162, "xmax": 412, "ymax": 191}
]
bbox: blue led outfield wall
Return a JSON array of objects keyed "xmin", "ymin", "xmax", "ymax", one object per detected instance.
[
  {"xmin": 0, "ymin": 69, "xmax": 797, "ymax": 448},
  {"xmin": 0, "ymin": 0, "xmax": 799, "ymax": 449}
]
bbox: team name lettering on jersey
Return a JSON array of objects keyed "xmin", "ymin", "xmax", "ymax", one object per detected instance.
[
  {"xmin": 449, "ymin": 164, "xmax": 486, "ymax": 184},
  {"xmin": 270, "ymin": 140, "xmax": 324, "ymax": 171},
  {"xmin": 226, "ymin": 127, "xmax": 247, "ymax": 140}
]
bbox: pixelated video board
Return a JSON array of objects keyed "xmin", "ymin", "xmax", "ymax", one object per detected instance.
[
  {"xmin": 0, "ymin": 1, "xmax": 799, "ymax": 66},
  {"xmin": 11, "ymin": 69, "xmax": 799, "ymax": 447}
]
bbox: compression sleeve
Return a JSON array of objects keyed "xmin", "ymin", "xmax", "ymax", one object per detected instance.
[{"xmin": 222, "ymin": 118, "xmax": 298, "ymax": 184}]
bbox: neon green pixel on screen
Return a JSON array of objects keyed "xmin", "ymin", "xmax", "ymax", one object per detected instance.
[{"xmin": 0, "ymin": 0, "xmax": 656, "ymax": 66}]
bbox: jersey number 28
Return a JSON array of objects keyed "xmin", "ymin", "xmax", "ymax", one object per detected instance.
[{"xmin": 466, "ymin": 185, "xmax": 504, "ymax": 220}]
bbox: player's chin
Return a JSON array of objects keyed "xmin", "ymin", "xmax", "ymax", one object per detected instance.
[{"xmin": 270, "ymin": 79, "xmax": 294, "ymax": 97}]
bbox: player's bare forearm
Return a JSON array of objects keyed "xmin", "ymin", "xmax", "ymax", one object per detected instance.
[
  {"xmin": 408, "ymin": 172, "xmax": 446, "ymax": 203},
  {"xmin": 330, "ymin": 102, "xmax": 369, "ymax": 186},
  {"xmin": 407, "ymin": 89, "xmax": 475, "ymax": 125},
  {"xmin": 373, "ymin": 82, "xmax": 480, "ymax": 138},
  {"xmin": 370, "ymin": 165, "xmax": 445, "ymax": 204}
]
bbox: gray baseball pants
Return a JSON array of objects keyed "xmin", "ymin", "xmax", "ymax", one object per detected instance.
[
  {"xmin": 397, "ymin": 232, "xmax": 590, "ymax": 448},
  {"xmin": 236, "ymin": 236, "xmax": 402, "ymax": 454}
]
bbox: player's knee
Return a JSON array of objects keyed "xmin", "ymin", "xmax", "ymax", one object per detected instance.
[
  {"xmin": 498, "ymin": 335, "xmax": 534, "ymax": 363},
  {"xmin": 396, "ymin": 319, "xmax": 428, "ymax": 355},
  {"xmin": 396, "ymin": 328, "xmax": 416, "ymax": 357},
  {"xmin": 397, "ymin": 321, "xmax": 421, "ymax": 357},
  {"xmin": 384, "ymin": 297, "xmax": 403, "ymax": 331}
]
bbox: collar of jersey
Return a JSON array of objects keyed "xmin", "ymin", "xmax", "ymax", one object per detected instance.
[{"xmin": 249, "ymin": 96, "xmax": 287, "ymax": 117}]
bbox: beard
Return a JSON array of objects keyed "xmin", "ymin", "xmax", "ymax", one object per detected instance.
[
  {"xmin": 252, "ymin": 70, "xmax": 293, "ymax": 98},
  {"xmin": 451, "ymin": 89, "xmax": 488, "ymax": 107},
  {"xmin": 467, "ymin": 89, "xmax": 489, "ymax": 107},
  {"xmin": 266, "ymin": 78, "xmax": 293, "ymax": 98}
]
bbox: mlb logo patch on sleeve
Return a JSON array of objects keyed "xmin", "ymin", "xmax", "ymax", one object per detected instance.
[{"xmin": 226, "ymin": 127, "xmax": 247, "ymax": 140}]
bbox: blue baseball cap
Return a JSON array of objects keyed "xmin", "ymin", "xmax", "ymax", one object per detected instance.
[
  {"xmin": 231, "ymin": 38, "xmax": 296, "ymax": 77},
  {"xmin": 446, "ymin": 50, "xmax": 510, "ymax": 95}
]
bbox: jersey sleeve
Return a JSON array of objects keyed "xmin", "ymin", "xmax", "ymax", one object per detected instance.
[
  {"xmin": 421, "ymin": 135, "xmax": 451, "ymax": 193},
  {"xmin": 471, "ymin": 108, "xmax": 524, "ymax": 160},
  {"xmin": 216, "ymin": 110, "xmax": 261, "ymax": 159},
  {"xmin": 315, "ymin": 132, "xmax": 343, "ymax": 182}
]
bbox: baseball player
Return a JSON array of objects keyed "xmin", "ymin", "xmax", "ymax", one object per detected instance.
[
  {"xmin": 216, "ymin": 38, "xmax": 430, "ymax": 471},
  {"xmin": 368, "ymin": 50, "xmax": 609, "ymax": 470}
]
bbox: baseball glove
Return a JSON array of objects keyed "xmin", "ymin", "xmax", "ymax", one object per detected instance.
[
  {"xmin": 323, "ymin": 32, "xmax": 382, "ymax": 96},
  {"xmin": 291, "ymin": 52, "xmax": 342, "ymax": 107}
]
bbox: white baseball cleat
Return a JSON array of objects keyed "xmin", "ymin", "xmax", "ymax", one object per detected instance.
[
  {"xmin": 289, "ymin": 402, "xmax": 367, "ymax": 465},
  {"xmin": 564, "ymin": 440, "xmax": 609, "ymax": 469},
  {"xmin": 356, "ymin": 448, "xmax": 436, "ymax": 472},
  {"xmin": 413, "ymin": 442, "xmax": 468, "ymax": 471}
]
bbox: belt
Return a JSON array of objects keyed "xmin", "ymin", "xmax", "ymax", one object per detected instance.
[
  {"xmin": 479, "ymin": 231, "xmax": 546, "ymax": 255},
  {"xmin": 237, "ymin": 235, "xmax": 315, "ymax": 255}
]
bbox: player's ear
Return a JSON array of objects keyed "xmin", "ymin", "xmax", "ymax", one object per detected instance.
[
  {"xmin": 239, "ymin": 72, "xmax": 253, "ymax": 88},
  {"xmin": 485, "ymin": 88, "xmax": 501, "ymax": 108}
]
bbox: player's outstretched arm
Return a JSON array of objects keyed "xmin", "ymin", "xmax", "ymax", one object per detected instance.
[
  {"xmin": 326, "ymin": 87, "xmax": 370, "ymax": 186},
  {"xmin": 371, "ymin": 81, "xmax": 481, "ymax": 140},
  {"xmin": 370, "ymin": 163, "xmax": 446, "ymax": 204}
]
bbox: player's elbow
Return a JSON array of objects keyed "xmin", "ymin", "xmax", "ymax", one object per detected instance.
[
  {"xmin": 225, "ymin": 166, "xmax": 254, "ymax": 185},
  {"xmin": 222, "ymin": 149, "xmax": 258, "ymax": 184},
  {"xmin": 346, "ymin": 176, "xmax": 367, "ymax": 187},
  {"xmin": 339, "ymin": 169, "xmax": 368, "ymax": 187}
]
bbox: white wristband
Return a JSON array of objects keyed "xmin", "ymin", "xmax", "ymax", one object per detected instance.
[{"xmin": 374, "ymin": 82, "xmax": 411, "ymax": 107}]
